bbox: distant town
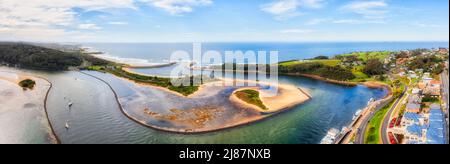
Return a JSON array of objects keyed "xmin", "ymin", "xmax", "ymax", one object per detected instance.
[
  {"xmin": 320, "ymin": 47, "xmax": 449, "ymax": 144},
  {"xmin": 384, "ymin": 48, "xmax": 448, "ymax": 144}
]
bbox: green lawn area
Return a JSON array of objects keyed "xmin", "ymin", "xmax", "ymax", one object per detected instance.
[
  {"xmin": 235, "ymin": 89, "xmax": 268, "ymax": 110},
  {"xmin": 350, "ymin": 66, "xmax": 370, "ymax": 82},
  {"xmin": 365, "ymin": 100, "xmax": 395, "ymax": 144},
  {"xmin": 341, "ymin": 51, "xmax": 391, "ymax": 61},
  {"xmin": 86, "ymin": 65, "xmax": 105, "ymax": 71},
  {"xmin": 279, "ymin": 59, "xmax": 341, "ymax": 67}
]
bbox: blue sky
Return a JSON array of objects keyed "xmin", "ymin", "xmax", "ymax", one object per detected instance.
[{"xmin": 0, "ymin": 0, "xmax": 448, "ymax": 42}]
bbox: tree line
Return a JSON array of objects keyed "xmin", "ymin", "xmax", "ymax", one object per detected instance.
[{"xmin": 0, "ymin": 43, "xmax": 83, "ymax": 70}]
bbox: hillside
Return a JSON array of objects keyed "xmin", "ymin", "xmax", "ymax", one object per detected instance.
[{"xmin": 0, "ymin": 42, "xmax": 83, "ymax": 70}]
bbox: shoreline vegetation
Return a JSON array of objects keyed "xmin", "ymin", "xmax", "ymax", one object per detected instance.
[
  {"xmin": 234, "ymin": 89, "xmax": 269, "ymax": 111},
  {"xmin": 18, "ymin": 79, "xmax": 36, "ymax": 90},
  {"xmin": 85, "ymin": 65, "xmax": 213, "ymax": 96}
]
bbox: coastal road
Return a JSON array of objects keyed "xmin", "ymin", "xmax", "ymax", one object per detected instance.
[
  {"xmin": 355, "ymin": 85, "xmax": 406, "ymax": 144},
  {"xmin": 355, "ymin": 99, "xmax": 387, "ymax": 144},
  {"xmin": 381, "ymin": 87, "xmax": 407, "ymax": 144},
  {"xmin": 441, "ymin": 63, "xmax": 449, "ymax": 144},
  {"xmin": 355, "ymin": 109, "xmax": 374, "ymax": 144}
]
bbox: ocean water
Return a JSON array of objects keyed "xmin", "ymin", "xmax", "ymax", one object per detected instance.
[{"xmin": 85, "ymin": 42, "xmax": 449, "ymax": 63}]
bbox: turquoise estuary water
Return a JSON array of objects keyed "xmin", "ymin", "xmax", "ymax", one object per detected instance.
[
  {"xmin": 1, "ymin": 42, "xmax": 447, "ymax": 144},
  {"xmin": 43, "ymin": 71, "xmax": 386, "ymax": 144}
]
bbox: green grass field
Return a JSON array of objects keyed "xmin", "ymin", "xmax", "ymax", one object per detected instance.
[
  {"xmin": 365, "ymin": 100, "xmax": 395, "ymax": 144},
  {"xmin": 341, "ymin": 51, "xmax": 391, "ymax": 61},
  {"xmin": 350, "ymin": 66, "xmax": 370, "ymax": 82},
  {"xmin": 279, "ymin": 59, "xmax": 342, "ymax": 67}
]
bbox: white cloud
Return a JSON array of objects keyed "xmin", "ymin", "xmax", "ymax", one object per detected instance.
[
  {"xmin": 0, "ymin": 26, "xmax": 66, "ymax": 40},
  {"xmin": 340, "ymin": 1, "xmax": 388, "ymax": 19},
  {"xmin": 306, "ymin": 18, "xmax": 328, "ymax": 25},
  {"xmin": 0, "ymin": 0, "xmax": 137, "ymax": 41},
  {"xmin": 332, "ymin": 19, "xmax": 386, "ymax": 24},
  {"xmin": 301, "ymin": 0, "xmax": 326, "ymax": 8},
  {"xmin": 261, "ymin": 0, "xmax": 325, "ymax": 20},
  {"xmin": 414, "ymin": 23, "xmax": 443, "ymax": 28},
  {"xmin": 261, "ymin": 0, "xmax": 300, "ymax": 15},
  {"xmin": 280, "ymin": 28, "xmax": 315, "ymax": 34},
  {"xmin": 143, "ymin": 0, "xmax": 212, "ymax": 15},
  {"xmin": 107, "ymin": 21, "xmax": 128, "ymax": 25},
  {"xmin": 78, "ymin": 24, "xmax": 102, "ymax": 30}
]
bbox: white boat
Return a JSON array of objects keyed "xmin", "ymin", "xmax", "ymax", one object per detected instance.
[
  {"xmin": 320, "ymin": 128, "xmax": 340, "ymax": 144},
  {"xmin": 367, "ymin": 98, "xmax": 375, "ymax": 106},
  {"xmin": 68, "ymin": 102, "xmax": 73, "ymax": 107},
  {"xmin": 65, "ymin": 121, "xmax": 70, "ymax": 129},
  {"xmin": 353, "ymin": 110, "xmax": 363, "ymax": 121}
]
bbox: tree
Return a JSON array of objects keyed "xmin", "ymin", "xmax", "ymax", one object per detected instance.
[
  {"xmin": 0, "ymin": 43, "xmax": 83, "ymax": 70},
  {"xmin": 363, "ymin": 59, "xmax": 385, "ymax": 76},
  {"xmin": 313, "ymin": 56, "xmax": 329, "ymax": 60},
  {"xmin": 344, "ymin": 55, "xmax": 359, "ymax": 63},
  {"xmin": 408, "ymin": 55, "xmax": 443, "ymax": 73},
  {"xmin": 396, "ymin": 51, "xmax": 409, "ymax": 59},
  {"xmin": 411, "ymin": 49, "xmax": 427, "ymax": 56}
]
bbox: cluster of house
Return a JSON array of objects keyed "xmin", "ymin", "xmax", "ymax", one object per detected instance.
[
  {"xmin": 399, "ymin": 75, "xmax": 446, "ymax": 144},
  {"xmin": 386, "ymin": 48, "xmax": 449, "ymax": 69}
]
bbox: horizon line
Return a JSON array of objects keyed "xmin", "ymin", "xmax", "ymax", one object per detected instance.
[{"xmin": 2, "ymin": 40, "xmax": 449, "ymax": 44}]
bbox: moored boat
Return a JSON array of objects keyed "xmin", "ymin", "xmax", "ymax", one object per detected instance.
[{"xmin": 320, "ymin": 128, "xmax": 340, "ymax": 144}]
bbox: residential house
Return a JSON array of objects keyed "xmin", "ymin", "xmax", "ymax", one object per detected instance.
[
  {"xmin": 426, "ymin": 105, "xmax": 446, "ymax": 144},
  {"xmin": 430, "ymin": 80, "xmax": 441, "ymax": 88},
  {"xmin": 396, "ymin": 58, "xmax": 408, "ymax": 66},
  {"xmin": 402, "ymin": 112, "xmax": 424, "ymax": 127},
  {"xmin": 405, "ymin": 124, "xmax": 427, "ymax": 144},
  {"xmin": 418, "ymin": 82, "xmax": 427, "ymax": 90},
  {"xmin": 411, "ymin": 88, "xmax": 421, "ymax": 95},
  {"xmin": 422, "ymin": 77, "xmax": 433, "ymax": 85},
  {"xmin": 406, "ymin": 103, "xmax": 421, "ymax": 113},
  {"xmin": 409, "ymin": 72, "xmax": 418, "ymax": 79},
  {"xmin": 408, "ymin": 94, "xmax": 422, "ymax": 104},
  {"xmin": 438, "ymin": 48, "xmax": 448, "ymax": 55},
  {"xmin": 423, "ymin": 85, "xmax": 440, "ymax": 97}
]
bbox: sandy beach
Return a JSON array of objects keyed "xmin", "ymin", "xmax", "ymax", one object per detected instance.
[
  {"xmin": 120, "ymin": 67, "xmax": 312, "ymax": 103},
  {"xmin": 0, "ymin": 71, "xmax": 32, "ymax": 84},
  {"xmin": 227, "ymin": 80, "xmax": 311, "ymax": 113},
  {"xmin": 0, "ymin": 68, "xmax": 57, "ymax": 144},
  {"xmin": 92, "ymin": 54, "xmax": 176, "ymax": 68}
]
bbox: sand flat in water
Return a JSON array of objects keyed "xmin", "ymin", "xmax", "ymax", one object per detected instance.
[
  {"xmin": 85, "ymin": 71, "xmax": 311, "ymax": 133},
  {"xmin": 0, "ymin": 68, "xmax": 54, "ymax": 144}
]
